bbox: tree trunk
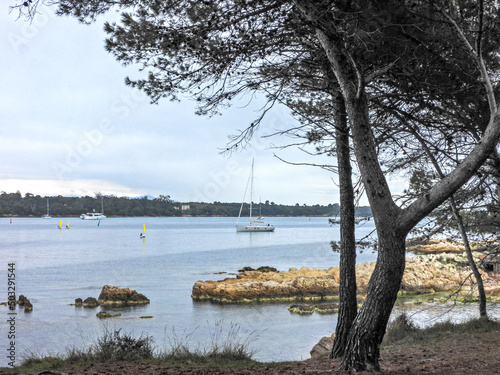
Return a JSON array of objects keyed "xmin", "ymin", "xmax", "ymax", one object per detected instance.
[
  {"xmin": 331, "ymin": 93, "xmax": 357, "ymax": 358},
  {"xmin": 411, "ymin": 128, "xmax": 488, "ymax": 319},
  {"xmin": 340, "ymin": 231, "xmax": 406, "ymax": 371},
  {"xmin": 450, "ymin": 198, "xmax": 488, "ymax": 318}
]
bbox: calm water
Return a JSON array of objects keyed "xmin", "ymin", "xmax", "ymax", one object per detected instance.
[{"xmin": 0, "ymin": 217, "xmax": 498, "ymax": 367}]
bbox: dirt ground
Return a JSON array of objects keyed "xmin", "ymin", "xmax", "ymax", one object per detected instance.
[{"xmin": 4, "ymin": 328, "xmax": 499, "ymax": 375}]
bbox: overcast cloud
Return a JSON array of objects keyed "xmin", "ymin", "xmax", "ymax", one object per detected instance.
[{"xmin": 1, "ymin": 5, "xmax": 407, "ymax": 206}]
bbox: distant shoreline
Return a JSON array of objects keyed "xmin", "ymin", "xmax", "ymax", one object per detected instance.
[
  {"xmin": 2, "ymin": 214, "xmax": 347, "ymax": 218},
  {"xmin": 0, "ymin": 191, "xmax": 372, "ymax": 218}
]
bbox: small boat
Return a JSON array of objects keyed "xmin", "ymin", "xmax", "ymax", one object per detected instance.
[
  {"xmin": 66, "ymin": 220, "xmax": 70, "ymax": 229},
  {"xmin": 42, "ymin": 199, "xmax": 52, "ymax": 219},
  {"xmin": 80, "ymin": 210, "xmax": 106, "ymax": 220},
  {"xmin": 236, "ymin": 159, "xmax": 275, "ymax": 232},
  {"xmin": 256, "ymin": 199, "xmax": 264, "ymax": 220},
  {"xmin": 80, "ymin": 197, "xmax": 106, "ymax": 220},
  {"xmin": 57, "ymin": 220, "xmax": 62, "ymax": 229},
  {"xmin": 140, "ymin": 224, "xmax": 146, "ymax": 239}
]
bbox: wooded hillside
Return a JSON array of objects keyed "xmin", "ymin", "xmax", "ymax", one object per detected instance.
[{"xmin": 0, "ymin": 191, "xmax": 372, "ymax": 217}]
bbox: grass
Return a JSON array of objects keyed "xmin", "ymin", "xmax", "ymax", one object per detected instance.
[
  {"xmin": 384, "ymin": 313, "xmax": 500, "ymax": 347},
  {"xmin": 158, "ymin": 321, "xmax": 259, "ymax": 368},
  {"xmin": 4, "ymin": 322, "xmax": 260, "ymax": 374},
  {"xmin": 6, "ymin": 317, "xmax": 500, "ymax": 374},
  {"xmin": 14, "ymin": 329, "xmax": 155, "ymax": 373}
]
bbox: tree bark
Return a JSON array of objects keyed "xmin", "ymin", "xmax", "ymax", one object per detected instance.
[
  {"xmin": 340, "ymin": 231, "xmax": 406, "ymax": 371},
  {"xmin": 331, "ymin": 92, "xmax": 357, "ymax": 358}
]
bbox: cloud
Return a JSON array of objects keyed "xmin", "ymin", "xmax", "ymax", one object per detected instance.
[{"xmin": 1, "ymin": 6, "xmax": 349, "ymax": 206}]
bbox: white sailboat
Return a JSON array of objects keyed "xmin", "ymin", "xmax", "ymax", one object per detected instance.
[
  {"xmin": 42, "ymin": 198, "xmax": 52, "ymax": 219},
  {"xmin": 236, "ymin": 159, "xmax": 275, "ymax": 232}
]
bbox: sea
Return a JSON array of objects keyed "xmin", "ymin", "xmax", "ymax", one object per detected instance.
[{"xmin": 1, "ymin": 216, "xmax": 499, "ymax": 367}]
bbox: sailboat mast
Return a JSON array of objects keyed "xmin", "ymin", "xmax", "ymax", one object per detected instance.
[{"xmin": 249, "ymin": 159, "xmax": 254, "ymax": 219}]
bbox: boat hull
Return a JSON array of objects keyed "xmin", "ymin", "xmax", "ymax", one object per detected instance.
[
  {"xmin": 236, "ymin": 224, "xmax": 275, "ymax": 232},
  {"xmin": 80, "ymin": 213, "xmax": 106, "ymax": 220}
]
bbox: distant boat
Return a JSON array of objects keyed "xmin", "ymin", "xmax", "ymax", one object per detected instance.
[
  {"xmin": 57, "ymin": 220, "xmax": 62, "ymax": 229},
  {"xmin": 80, "ymin": 210, "xmax": 106, "ymax": 220},
  {"xmin": 236, "ymin": 159, "xmax": 275, "ymax": 232},
  {"xmin": 80, "ymin": 197, "xmax": 106, "ymax": 220},
  {"xmin": 256, "ymin": 199, "xmax": 264, "ymax": 220},
  {"xmin": 66, "ymin": 220, "xmax": 70, "ymax": 229},
  {"xmin": 140, "ymin": 224, "xmax": 146, "ymax": 238},
  {"xmin": 42, "ymin": 199, "xmax": 52, "ymax": 219}
]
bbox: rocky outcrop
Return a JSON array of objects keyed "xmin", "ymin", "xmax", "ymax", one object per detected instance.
[
  {"xmin": 407, "ymin": 238, "xmax": 465, "ymax": 254},
  {"xmin": 192, "ymin": 266, "xmax": 341, "ymax": 303},
  {"xmin": 310, "ymin": 334, "xmax": 335, "ymax": 359},
  {"xmin": 17, "ymin": 295, "xmax": 33, "ymax": 312},
  {"xmin": 97, "ymin": 285, "xmax": 150, "ymax": 306},
  {"xmin": 18, "ymin": 295, "xmax": 28, "ymax": 305},
  {"xmin": 24, "ymin": 300, "xmax": 33, "ymax": 312},
  {"xmin": 288, "ymin": 303, "xmax": 338, "ymax": 315},
  {"xmin": 82, "ymin": 297, "xmax": 99, "ymax": 308},
  {"xmin": 96, "ymin": 311, "xmax": 121, "ymax": 319},
  {"xmin": 192, "ymin": 254, "xmax": 493, "ymax": 303}
]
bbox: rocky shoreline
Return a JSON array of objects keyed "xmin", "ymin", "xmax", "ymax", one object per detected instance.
[{"xmin": 192, "ymin": 250, "xmax": 500, "ymax": 304}]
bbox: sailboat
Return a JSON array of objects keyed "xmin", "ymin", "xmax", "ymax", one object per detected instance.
[
  {"xmin": 140, "ymin": 224, "xmax": 146, "ymax": 238},
  {"xmin": 57, "ymin": 220, "xmax": 62, "ymax": 229},
  {"xmin": 66, "ymin": 220, "xmax": 70, "ymax": 229},
  {"xmin": 256, "ymin": 199, "xmax": 264, "ymax": 220},
  {"xmin": 236, "ymin": 159, "xmax": 275, "ymax": 232},
  {"xmin": 42, "ymin": 199, "xmax": 52, "ymax": 219}
]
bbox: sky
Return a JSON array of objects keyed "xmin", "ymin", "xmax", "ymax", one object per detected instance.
[{"xmin": 1, "ymin": 4, "xmax": 407, "ymax": 206}]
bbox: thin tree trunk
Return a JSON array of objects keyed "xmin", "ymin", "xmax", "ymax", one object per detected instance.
[
  {"xmin": 449, "ymin": 198, "xmax": 488, "ymax": 317},
  {"xmin": 410, "ymin": 128, "xmax": 488, "ymax": 318},
  {"xmin": 331, "ymin": 93, "xmax": 357, "ymax": 358}
]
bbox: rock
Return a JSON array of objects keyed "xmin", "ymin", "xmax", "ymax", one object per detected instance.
[
  {"xmin": 256, "ymin": 266, "xmax": 278, "ymax": 272},
  {"xmin": 310, "ymin": 334, "xmax": 335, "ymax": 359},
  {"xmin": 238, "ymin": 266, "xmax": 278, "ymax": 273},
  {"xmin": 24, "ymin": 300, "xmax": 33, "ymax": 312},
  {"xmin": 407, "ymin": 238, "xmax": 464, "ymax": 254},
  {"xmin": 96, "ymin": 311, "xmax": 121, "ymax": 319},
  {"xmin": 238, "ymin": 266, "xmax": 255, "ymax": 272},
  {"xmin": 97, "ymin": 285, "xmax": 150, "ymax": 306},
  {"xmin": 289, "ymin": 303, "xmax": 338, "ymax": 315},
  {"xmin": 289, "ymin": 305, "xmax": 315, "ymax": 314},
  {"xmin": 192, "ymin": 253, "xmax": 492, "ymax": 303},
  {"xmin": 82, "ymin": 297, "xmax": 99, "ymax": 308},
  {"xmin": 18, "ymin": 295, "xmax": 27, "ymax": 306},
  {"xmin": 74, "ymin": 298, "xmax": 83, "ymax": 306}
]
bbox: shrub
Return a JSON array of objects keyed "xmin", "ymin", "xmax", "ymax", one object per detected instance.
[
  {"xmin": 385, "ymin": 313, "xmax": 418, "ymax": 343},
  {"xmin": 91, "ymin": 329, "xmax": 155, "ymax": 361}
]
